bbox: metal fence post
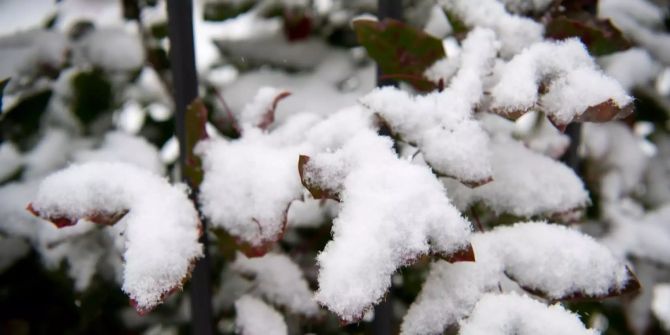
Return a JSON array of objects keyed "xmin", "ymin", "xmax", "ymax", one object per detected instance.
[{"xmin": 166, "ymin": 1, "xmax": 214, "ymax": 334}]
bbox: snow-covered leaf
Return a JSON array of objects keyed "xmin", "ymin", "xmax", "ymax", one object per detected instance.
[
  {"xmin": 235, "ymin": 295, "xmax": 288, "ymax": 335},
  {"xmin": 444, "ymin": 138, "xmax": 589, "ymax": 219},
  {"xmin": 491, "ymin": 39, "xmax": 632, "ymax": 128},
  {"xmin": 232, "ymin": 253, "xmax": 319, "ymax": 316},
  {"xmin": 198, "ymin": 131, "xmax": 304, "ymax": 256},
  {"xmin": 28, "ymin": 162, "xmax": 203, "ymax": 314},
  {"xmin": 459, "ymin": 293, "xmax": 598, "ymax": 335},
  {"xmin": 361, "ymin": 28, "xmax": 498, "ymax": 186},
  {"xmin": 238, "ymin": 87, "xmax": 291, "ymax": 130},
  {"xmin": 310, "ymin": 131, "xmax": 472, "ymax": 322}
]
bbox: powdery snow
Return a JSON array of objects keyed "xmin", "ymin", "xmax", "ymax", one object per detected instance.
[
  {"xmin": 361, "ymin": 28, "xmax": 498, "ymax": 186},
  {"xmin": 234, "ymin": 295, "xmax": 288, "ymax": 335},
  {"xmin": 309, "ymin": 131, "xmax": 471, "ymax": 322},
  {"xmin": 459, "ymin": 293, "xmax": 598, "ymax": 335},
  {"xmin": 444, "ymin": 137, "xmax": 589, "ymax": 218},
  {"xmin": 440, "ymin": 0, "xmax": 543, "ymax": 57},
  {"xmin": 198, "ymin": 130, "xmax": 305, "ymax": 250},
  {"xmin": 491, "ymin": 39, "xmax": 632, "ymax": 126},
  {"xmin": 401, "ymin": 222, "xmax": 631, "ymax": 334},
  {"xmin": 232, "ymin": 253, "xmax": 319, "ymax": 316},
  {"xmin": 29, "ymin": 162, "xmax": 203, "ymax": 312}
]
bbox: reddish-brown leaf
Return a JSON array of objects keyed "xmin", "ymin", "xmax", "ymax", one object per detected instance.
[
  {"xmin": 546, "ymin": 16, "xmax": 631, "ymax": 56},
  {"xmin": 257, "ymin": 91, "xmax": 291, "ymax": 130},
  {"xmin": 298, "ymin": 155, "xmax": 341, "ymax": 201}
]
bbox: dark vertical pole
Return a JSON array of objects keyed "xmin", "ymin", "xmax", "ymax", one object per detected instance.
[
  {"xmin": 561, "ymin": 123, "xmax": 582, "ymax": 171},
  {"xmin": 374, "ymin": 3, "xmax": 401, "ymax": 334},
  {"xmin": 166, "ymin": 1, "xmax": 214, "ymax": 335}
]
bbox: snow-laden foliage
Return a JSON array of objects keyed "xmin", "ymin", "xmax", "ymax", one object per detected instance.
[
  {"xmin": 444, "ymin": 137, "xmax": 590, "ymax": 219},
  {"xmin": 234, "ymin": 295, "xmax": 288, "ymax": 335},
  {"xmin": 306, "ymin": 130, "xmax": 472, "ymax": 321},
  {"xmin": 491, "ymin": 38, "xmax": 632, "ymax": 127},
  {"xmin": 231, "ymin": 253, "xmax": 319, "ymax": 316},
  {"xmin": 361, "ymin": 28, "xmax": 497, "ymax": 186},
  {"xmin": 459, "ymin": 293, "xmax": 598, "ymax": 335},
  {"xmin": 4, "ymin": 0, "xmax": 670, "ymax": 333},
  {"xmin": 28, "ymin": 162, "xmax": 203, "ymax": 313},
  {"xmin": 401, "ymin": 222, "xmax": 633, "ymax": 334}
]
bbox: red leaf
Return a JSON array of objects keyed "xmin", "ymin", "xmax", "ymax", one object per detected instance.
[
  {"xmin": 257, "ymin": 91, "xmax": 291, "ymax": 130},
  {"xmin": 439, "ymin": 243, "xmax": 476, "ymax": 263},
  {"xmin": 298, "ymin": 155, "xmax": 341, "ymax": 201}
]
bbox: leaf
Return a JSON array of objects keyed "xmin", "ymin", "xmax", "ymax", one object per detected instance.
[
  {"xmin": 203, "ymin": 0, "xmax": 255, "ymax": 22},
  {"xmin": 438, "ymin": 243, "xmax": 476, "ymax": 263},
  {"xmin": 353, "ymin": 18, "xmax": 445, "ymax": 91},
  {"xmin": 184, "ymin": 98, "xmax": 209, "ymax": 188},
  {"xmin": 298, "ymin": 155, "xmax": 340, "ymax": 201},
  {"xmin": 283, "ymin": 8, "xmax": 313, "ymax": 41},
  {"xmin": 0, "ymin": 90, "xmax": 52, "ymax": 148},
  {"xmin": 546, "ymin": 16, "xmax": 631, "ymax": 56},
  {"xmin": 0, "ymin": 77, "xmax": 9, "ymax": 112},
  {"xmin": 574, "ymin": 99, "xmax": 635, "ymax": 123},
  {"xmin": 27, "ymin": 203, "xmax": 129, "ymax": 228},
  {"xmin": 257, "ymin": 91, "xmax": 291, "ymax": 130},
  {"xmin": 71, "ymin": 70, "xmax": 113, "ymax": 128}
]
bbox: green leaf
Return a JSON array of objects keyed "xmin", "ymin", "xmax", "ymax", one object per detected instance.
[
  {"xmin": 353, "ymin": 18, "xmax": 445, "ymax": 91},
  {"xmin": 0, "ymin": 90, "xmax": 52, "ymax": 149},
  {"xmin": 546, "ymin": 16, "xmax": 631, "ymax": 56},
  {"xmin": 203, "ymin": 0, "xmax": 255, "ymax": 22},
  {"xmin": 71, "ymin": 70, "xmax": 113, "ymax": 128},
  {"xmin": 184, "ymin": 98, "xmax": 209, "ymax": 188}
]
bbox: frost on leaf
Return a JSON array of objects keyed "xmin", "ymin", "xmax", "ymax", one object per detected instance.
[
  {"xmin": 29, "ymin": 162, "xmax": 202, "ymax": 313},
  {"xmin": 490, "ymin": 38, "xmax": 633, "ymax": 129},
  {"xmin": 232, "ymin": 253, "xmax": 319, "ymax": 316},
  {"xmin": 198, "ymin": 130, "xmax": 304, "ymax": 256},
  {"xmin": 235, "ymin": 295, "xmax": 288, "ymax": 335},
  {"xmin": 459, "ymin": 293, "xmax": 598, "ymax": 335},
  {"xmin": 27, "ymin": 162, "xmax": 203, "ymax": 314},
  {"xmin": 444, "ymin": 137, "xmax": 589, "ymax": 219},
  {"xmin": 361, "ymin": 28, "xmax": 498, "ymax": 186},
  {"xmin": 306, "ymin": 131, "xmax": 472, "ymax": 323},
  {"xmin": 441, "ymin": 0, "xmax": 543, "ymax": 57},
  {"xmin": 401, "ymin": 222, "xmax": 637, "ymax": 334}
]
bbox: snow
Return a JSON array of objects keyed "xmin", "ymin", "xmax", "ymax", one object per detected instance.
[
  {"xmin": 286, "ymin": 197, "xmax": 336, "ymax": 228},
  {"xmin": 500, "ymin": 0, "xmax": 554, "ymax": 14},
  {"xmin": 0, "ymin": 0, "xmax": 55, "ymax": 35},
  {"xmin": 198, "ymin": 131, "xmax": 305, "ymax": 249},
  {"xmin": 582, "ymin": 123, "xmax": 648, "ymax": 201},
  {"xmin": 401, "ymin": 261, "xmax": 498, "ymax": 335},
  {"xmin": 653, "ymin": 284, "xmax": 670, "ymax": 332},
  {"xmin": 232, "ymin": 253, "xmax": 319, "ymax": 316},
  {"xmin": 459, "ymin": 293, "xmax": 597, "ymax": 335},
  {"xmin": 401, "ymin": 222, "xmax": 630, "ymax": 334},
  {"xmin": 30, "ymin": 162, "xmax": 203, "ymax": 312},
  {"xmin": 73, "ymin": 131, "xmax": 165, "ymax": 175},
  {"xmin": 491, "ymin": 39, "xmax": 631, "ymax": 126},
  {"xmin": 479, "ymin": 222, "xmax": 630, "ymax": 299},
  {"xmin": 311, "ymin": 131, "xmax": 471, "ymax": 322},
  {"xmin": 599, "ymin": 0, "xmax": 670, "ymax": 64},
  {"xmin": 0, "ymin": 142, "xmax": 22, "ymax": 182},
  {"xmin": 0, "ymin": 30, "xmax": 69, "ymax": 79},
  {"xmin": 235, "ymin": 295, "xmax": 288, "ymax": 335},
  {"xmin": 361, "ymin": 28, "xmax": 498, "ymax": 186},
  {"xmin": 600, "ymin": 48, "xmax": 660, "ymax": 90},
  {"xmin": 238, "ymin": 87, "xmax": 290, "ymax": 129},
  {"xmin": 444, "ymin": 137, "xmax": 589, "ymax": 218},
  {"xmin": 440, "ymin": 0, "xmax": 543, "ymax": 57},
  {"xmin": 73, "ymin": 28, "xmax": 145, "ymax": 72}
]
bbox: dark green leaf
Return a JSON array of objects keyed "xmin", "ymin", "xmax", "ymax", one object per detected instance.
[
  {"xmin": 0, "ymin": 77, "xmax": 9, "ymax": 112},
  {"xmin": 203, "ymin": 0, "xmax": 255, "ymax": 22},
  {"xmin": 184, "ymin": 98, "xmax": 209, "ymax": 188},
  {"xmin": 353, "ymin": 18, "xmax": 445, "ymax": 91},
  {"xmin": 0, "ymin": 90, "xmax": 52, "ymax": 149},
  {"xmin": 546, "ymin": 16, "xmax": 631, "ymax": 56},
  {"xmin": 71, "ymin": 70, "xmax": 113, "ymax": 128}
]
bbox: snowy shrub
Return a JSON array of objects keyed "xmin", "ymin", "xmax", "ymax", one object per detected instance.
[{"xmin": 2, "ymin": 0, "xmax": 670, "ymax": 334}]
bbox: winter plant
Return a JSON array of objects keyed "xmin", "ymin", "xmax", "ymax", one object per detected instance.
[{"xmin": 2, "ymin": 0, "xmax": 670, "ymax": 334}]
